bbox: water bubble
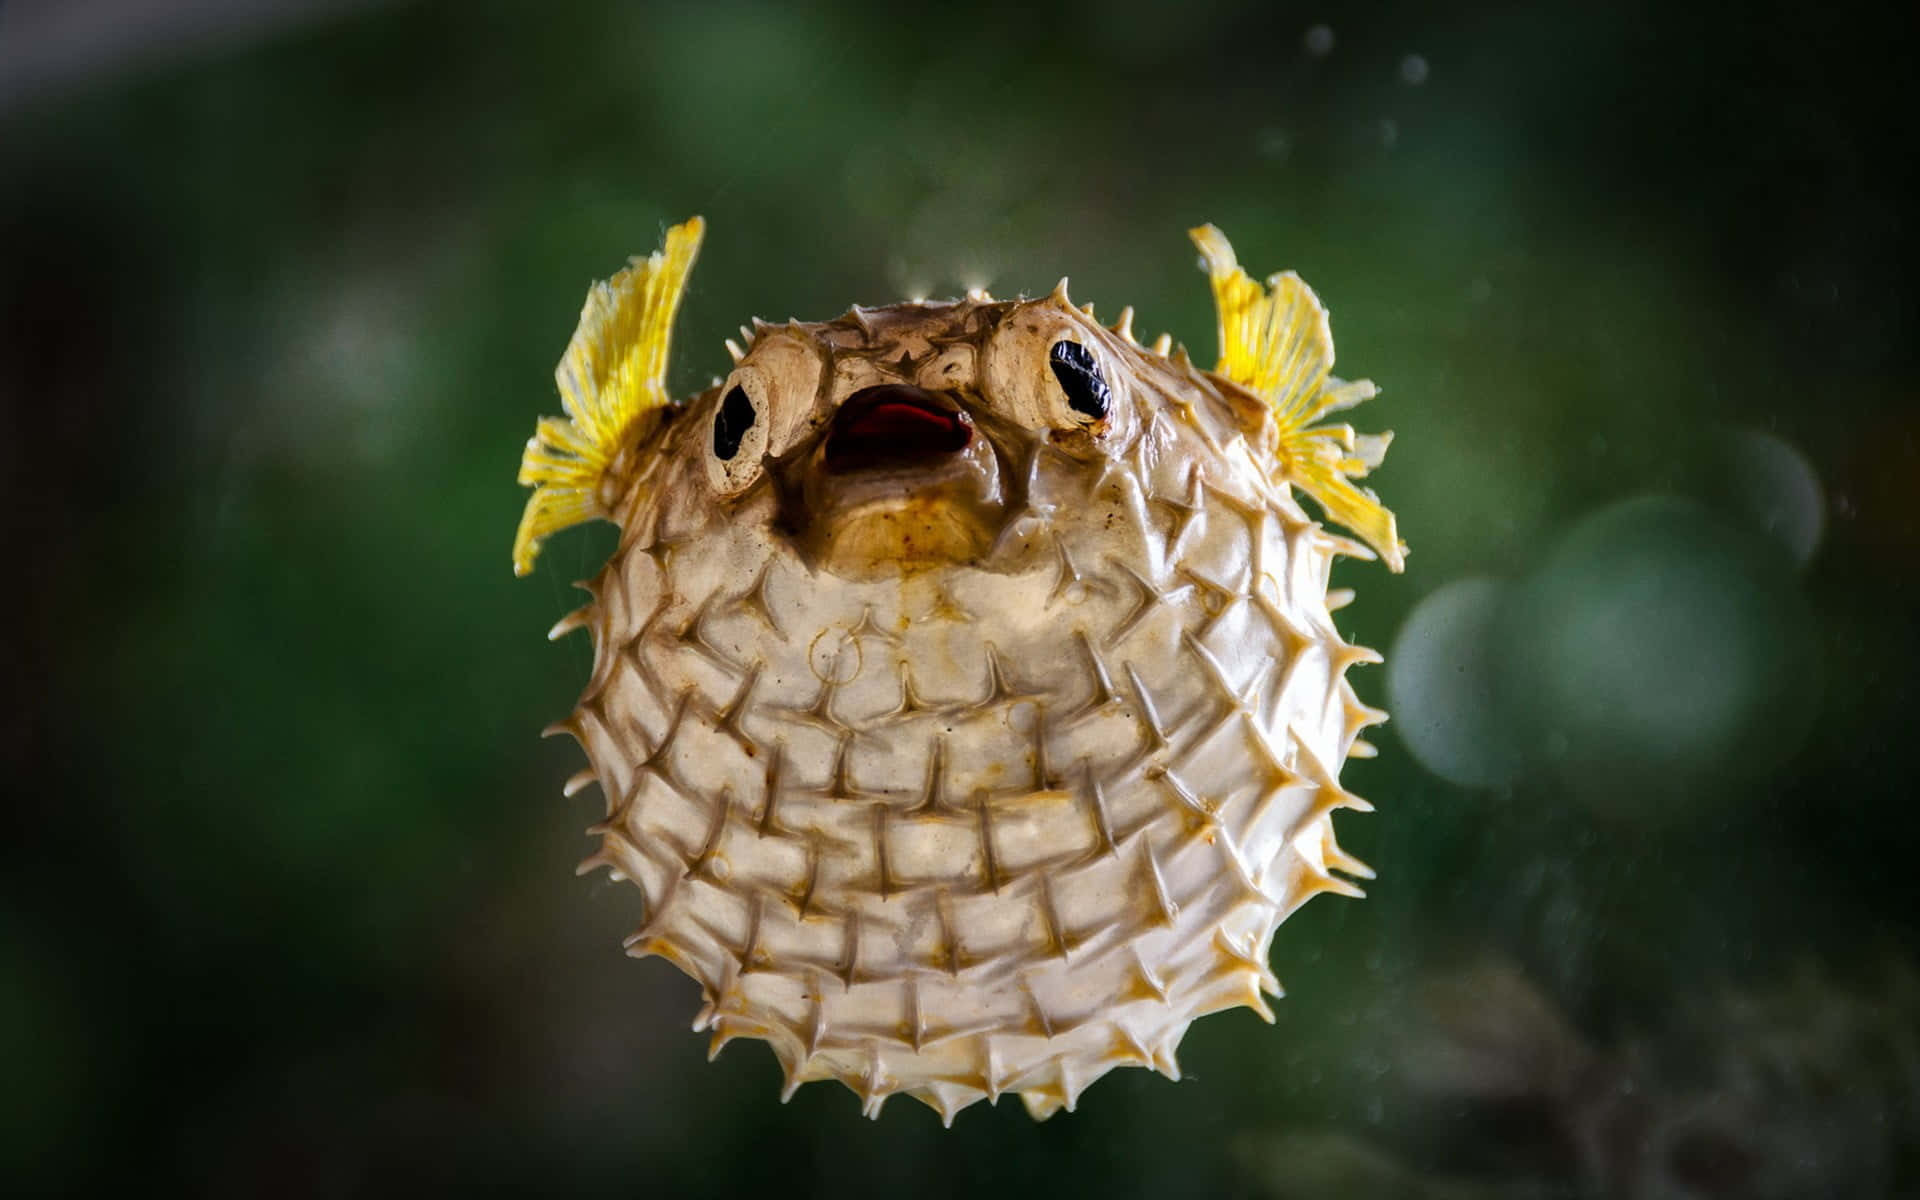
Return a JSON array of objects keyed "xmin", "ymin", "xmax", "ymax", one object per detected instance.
[
  {"xmin": 1388, "ymin": 578, "xmax": 1526, "ymax": 789},
  {"xmin": 1710, "ymin": 428, "xmax": 1826, "ymax": 567},
  {"xmin": 1398, "ymin": 54, "xmax": 1429, "ymax": 85},
  {"xmin": 1505, "ymin": 496, "xmax": 1819, "ymax": 821},
  {"xmin": 1304, "ymin": 24, "xmax": 1335, "ymax": 57}
]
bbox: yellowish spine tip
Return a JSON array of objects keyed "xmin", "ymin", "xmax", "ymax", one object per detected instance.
[
  {"xmin": 930, "ymin": 1087, "xmax": 962, "ymax": 1128},
  {"xmin": 546, "ymin": 606, "xmax": 592, "ymax": 640},
  {"xmin": 1245, "ymin": 982, "xmax": 1278, "ymax": 1024},
  {"xmin": 1150, "ymin": 1038, "xmax": 1182, "ymax": 1081}
]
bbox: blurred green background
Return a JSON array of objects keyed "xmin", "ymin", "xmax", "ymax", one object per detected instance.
[{"xmin": 4, "ymin": 0, "xmax": 1917, "ymax": 1195}]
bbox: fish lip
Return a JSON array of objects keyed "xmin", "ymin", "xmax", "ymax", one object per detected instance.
[
  {"xmin": 788, "ymin": 388, "xmax": 1009, "ymax": 569},
  {"xmin": 823, "ymin": 385, "xmax": 974, "ymax": 475}
]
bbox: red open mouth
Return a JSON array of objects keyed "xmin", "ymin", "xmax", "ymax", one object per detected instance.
[{"xmin": 824, "ymin": 385, "xmax": 973, "ymax": 474}]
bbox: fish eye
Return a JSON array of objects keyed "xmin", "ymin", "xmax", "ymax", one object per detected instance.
[
  {"xmin": 705, "ymin": 333, "xmax": 826, "ymax": 497},
  {"xmin": 705, "ymin": 371, "xmax": 773, "ymax": 497},
  {"xmin": 713, "ymin": 385, "xmax": 757, "ymax": 460},
  {"xmin": 1049, "ymin": 340, "xmax": 1111, "ymax": 421},
  {"xmin": 980, "ymin": 302, "xmax": 1129, "ymax": 437}
]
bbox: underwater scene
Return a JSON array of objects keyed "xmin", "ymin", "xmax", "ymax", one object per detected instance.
[{"xmin": 3, "ymin": 1, "xmax": 1915, "ymax": 1195}]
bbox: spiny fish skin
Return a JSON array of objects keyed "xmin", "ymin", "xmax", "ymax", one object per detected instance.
[{"xmin": 517, "ymin": 222, "xmax": 1399, "ymax": 1122}]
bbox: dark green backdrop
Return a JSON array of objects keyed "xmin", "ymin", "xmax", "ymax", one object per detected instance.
[{"xmin": 4, "ymin": 1, "xmax": 1915, "ymax": 1195}]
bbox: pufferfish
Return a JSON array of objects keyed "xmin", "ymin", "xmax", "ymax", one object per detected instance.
[{"xmin": 512, "ymin": 217, "xmax": 1404, "ymax": 1123}]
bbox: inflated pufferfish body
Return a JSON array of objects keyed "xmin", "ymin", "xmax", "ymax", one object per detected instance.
[{"xmin": 513, "ymin": 218, "xmax": 1404, "ymax": 1123}]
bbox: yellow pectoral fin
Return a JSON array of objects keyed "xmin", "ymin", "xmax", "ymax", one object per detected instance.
[
  {"xmin": 1283, "ymin": 433, "xmax": 1406, "ymax": 572},
  {"xmin": 512, "ymin": 216, "xmax": 705, "ymax": 577},
  {"xmin": 1190, "ymin": 223, "xmax": 1335, "ymax": 425},
  {"xmin": 1189, "ymin": 224, "xmax": 1404, "ymax": 571}
]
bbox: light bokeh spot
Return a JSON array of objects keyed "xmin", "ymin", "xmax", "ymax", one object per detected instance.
[{"xmin": 1388, "ymin": 578, "xmax": 1525, "ymax": 789}]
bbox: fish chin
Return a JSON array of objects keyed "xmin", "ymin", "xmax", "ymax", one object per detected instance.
[
  {"xmin": 809, "ymin": 497, "xmax": 997, "ymax": 580},
  {"xmin": 561, "ymin": 429, "xmax": 1382, "ymax": 1122}
]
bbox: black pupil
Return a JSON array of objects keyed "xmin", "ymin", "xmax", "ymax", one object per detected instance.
[
  {"xmin": 1049, "ymin": 340, "xmax": 1111, "ymax": 420},
  {"xmin": 713, "ymin": 385, "xmax": 757, "ymax": 461}
]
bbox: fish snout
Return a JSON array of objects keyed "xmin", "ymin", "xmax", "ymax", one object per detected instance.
[{"xmin": 796, "ymin": 385, "xmax": 1007, "ymax": 574}]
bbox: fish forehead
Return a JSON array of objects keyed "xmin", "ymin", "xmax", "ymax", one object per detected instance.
[
  {"xmin": 736, "ymin": 299, "xmax": 1000, "ymax": 402},
  {"xmin": 733, "ymin": 294, "xmax": 1222, "ymax": 414},
  {"xmin": 813, "ymin": 297, "xmax": 1008, "ymax": 355}
]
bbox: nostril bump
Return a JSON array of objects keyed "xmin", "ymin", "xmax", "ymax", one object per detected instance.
[{"xmin": 825, "ymin": 385, "xmax": 972, "ymax": 474}]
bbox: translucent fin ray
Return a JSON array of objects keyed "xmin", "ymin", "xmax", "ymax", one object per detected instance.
[
  {"xmin": 1190, "ymin": 224, "xmax": 1405, "ymax": 571},
  {"xmin": 512, "ymin": 216, "xmax": 705, "ymax": 576}
]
